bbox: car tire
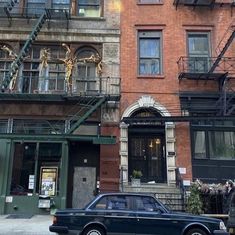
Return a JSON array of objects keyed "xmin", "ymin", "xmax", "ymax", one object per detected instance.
[
  {"xmin": 186, "ymin": 228, "xmax": 207, "ymax": 235},
  {"xmin": 83, "ymin": 226, "xmax": 105, "ymax": 235}
]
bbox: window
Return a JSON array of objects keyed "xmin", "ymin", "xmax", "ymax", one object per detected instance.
[
  {"xmin": 21, "ymin": 45, "xmax": 65, "ymax": 93},
  {"xmin": 187, "ymin": 32, "xmax": 210, "ymax": 73},
  {"xmin": 135, "ymin": 196, "xmax": 161, "ymax": 212},
  {"xmin": 0, "ymin": 45, "xmax": 12, "ymax": 85},
  {"xmin": 10, "ymin": 142, "xmax": 62, "ymax": 196},
  {"xmin": 138, "ymin": 31, "xmax": 162, "ymax": 76},
  {"xmin": 52, "ymin": 0, "xmax": 70, "ymax": 10},
  {"xmin": 192, "ymin": 121, "xmax": 235, "ymax": 160},
  {"xmin": 76, "ymin": 47, "xmax": 100, "ymax": 93},
  {"xmin": 77, "ymin": 0, "xmax": 101, "ymax": 17},
  {"xmin": 26, "ymin": 0, "xmax": 46, "ymax": 15},
  {"xmin": 13, "ymin": 119, "xmax": 65, "ymax": 134}
]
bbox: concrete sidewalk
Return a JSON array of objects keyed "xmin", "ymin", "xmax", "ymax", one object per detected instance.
[{"xmin": 0, "ymin": 215, "xmax": 55, "ymax": 235}]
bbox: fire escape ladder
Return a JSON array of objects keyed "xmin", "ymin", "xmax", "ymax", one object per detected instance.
[
  {"xmin": 1, "ymin": 11, "xmax": 48, "ymax": 91},
  {"xmin": 2, "ymin": 0, "xmax": 18, "ymax": 22},
  {"xmin": 66, "ymin": 96, "xmax": 107, "ymax": 134},
  {"xmin": 209, "ymin": 29, "xmax": 235, "ymax": 74}
]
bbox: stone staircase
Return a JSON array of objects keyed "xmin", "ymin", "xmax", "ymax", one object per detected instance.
[{"xmin": 122, "ymin": 183, "xmax": 186, "ymax": 212}]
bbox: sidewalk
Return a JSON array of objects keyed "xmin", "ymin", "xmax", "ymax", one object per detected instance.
[{"xmin": 0, "ymin": 215, "xmax": 55, "ymax": 235}]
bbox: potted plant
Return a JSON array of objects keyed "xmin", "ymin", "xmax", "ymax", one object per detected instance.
[{"xmin": 131, "ymin": 170, "xmax": 143, "ymax": 186}]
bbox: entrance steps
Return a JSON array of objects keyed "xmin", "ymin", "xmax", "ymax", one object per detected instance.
[{"xmin": 122, "ymin": 183, "xmax": 186, "ymax": 212}]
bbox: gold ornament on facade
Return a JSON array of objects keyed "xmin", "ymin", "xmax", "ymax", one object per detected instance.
[
  {"xmin": 60, "ymin": 43, "xmax": 77, "ymax": 92},
  {"xmin": 78, "ymin": 53, "xmax": 103, "ymax": 76}
]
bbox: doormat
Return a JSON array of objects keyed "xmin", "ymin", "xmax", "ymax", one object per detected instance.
[{"xmin": 5, "ymin": 214, "xmax": 33, "ymax": 219}]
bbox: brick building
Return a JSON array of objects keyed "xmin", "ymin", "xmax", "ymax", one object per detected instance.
[
  {"xmin": 120, "ymin": 0, "xmax": 235, "ymax": 195},
  {"xmin": 0, "ymin": 0, "xmax": 121, "ymax": 214}
]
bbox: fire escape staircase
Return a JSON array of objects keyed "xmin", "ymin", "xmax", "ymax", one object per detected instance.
[{"xmin": 66, "ymin": 96, "xmax": 107, "ymax": 134}]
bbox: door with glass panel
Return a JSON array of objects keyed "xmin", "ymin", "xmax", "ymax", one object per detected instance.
[{"xmin": 129, "ymin": 135, "xmax": 166, "ymax": 183}]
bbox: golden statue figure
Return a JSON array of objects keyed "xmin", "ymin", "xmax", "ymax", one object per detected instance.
[
  {"xmin": 78, "ymin": 53, "xmax": 102, "ymax": 76},
  {"xmin": 60, "ymin": 43, "xmax": 76, "ymax": 92},
  {"xmin": 0, "ymin": 45, "xmax": 18, "ymax": 91}
]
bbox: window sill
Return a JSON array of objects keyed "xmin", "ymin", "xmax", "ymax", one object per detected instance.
[
  {"xmin": 70, "ymin": 16, "xmax": 105, "ymax": 21},
  {"xmin": 137, "ymin": 0, "xmax": 163, "ymax": 5},
  {"xmin": 137, "ymin": 75, "xmax": 165, "ymax": 79}
]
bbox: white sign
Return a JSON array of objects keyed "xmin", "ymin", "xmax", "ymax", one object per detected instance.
[
  {"xmin": 5, "ymin": 196, "xmax": 13, "ymax": 203},
  {"xmin": 179, "ymin": 167, "xmax": 186, "ymax": 174},
  {"xmin": 183, "ymin": 180, "xmax": 191, "ymax": 186}
]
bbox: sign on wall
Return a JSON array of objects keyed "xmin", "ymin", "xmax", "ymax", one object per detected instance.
[{"xmin": 39, "ymin": 167, "xmax": 58, "ymax": 196}]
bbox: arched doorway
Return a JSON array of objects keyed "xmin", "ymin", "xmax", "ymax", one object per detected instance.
[
  {"xmin": 128, "ymin": 109, "xmax": 167, "ymax": 183},
  {"xmin": 120, "ymin": 95, "xmax": 176, "ymax": 187}
]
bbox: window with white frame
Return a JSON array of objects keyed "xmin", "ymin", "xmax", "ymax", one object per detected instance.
[
  {"xmin": 0, "ymin": 45, "xmax": 11, "ymax": 85},
  {"xmin": 138, "ymin": 31, "xmax": 162, "ymax": 76}
]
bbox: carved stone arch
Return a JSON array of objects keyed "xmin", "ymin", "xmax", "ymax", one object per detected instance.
[{"xmin": 120, "ymin": 95, "xmax": 176, "ymax": 187}]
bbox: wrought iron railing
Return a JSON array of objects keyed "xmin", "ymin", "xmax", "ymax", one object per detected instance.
[{"xmin": 177, "ymin": 56, "xmax": 235, "ymax": 77}]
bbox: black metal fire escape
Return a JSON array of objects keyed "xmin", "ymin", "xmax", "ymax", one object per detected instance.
[
  {"xmin": 0, "ymin": 0, "xmax": 118, "ymax": 135},
  {"xmin": 175, "ymin": 0, "xmax": 235, "ymax": 116}
]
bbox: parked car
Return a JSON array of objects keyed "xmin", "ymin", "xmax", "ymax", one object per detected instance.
[{"xmin": 49, "ymin": 193, "xmax": 229, "ymax": 235}]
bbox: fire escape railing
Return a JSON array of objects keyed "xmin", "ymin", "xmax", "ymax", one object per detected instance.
[{"xmin": 177, "ymin": 56, "xmax": 235, "ymax": 79}]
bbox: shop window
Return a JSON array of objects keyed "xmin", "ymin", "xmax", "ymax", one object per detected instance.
[
  {"xmin": 209, "ymin": 131, "xmax": 235, "ymax": 159},
  {"xmin": 10, "ymin": 142, "xmax": 62, "ymax": 196},
  {"xmin": 0, "ymin": 120, "xmax": 8, "ymax": 133},
  {"xmin": 13, "ymin": 119, "xmax": 65, "ymax": 134},
  {"xmin": 192, "ymin": 121, "xmax": 235, "ymax": 160},
  {"xmin": 138, "ymin": 31, "xmax": 162, "ymax": 76},
  {"xmin": 77, "ymin": 0, "xmax": 101, "ymax": 17},
  {"xmin": 193, "ymin": 131, "xmax": 206, "ymax": 159},
  {"xmin": 187, "ymin": 32, "xmax": 210, "ymax": 73}
]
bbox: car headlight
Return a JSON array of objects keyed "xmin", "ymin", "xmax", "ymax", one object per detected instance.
[{"xmin": 219, "ymin": 221, "xmax": 226, "ymax": 231}]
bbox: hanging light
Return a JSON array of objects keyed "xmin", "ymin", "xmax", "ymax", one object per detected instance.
[
  {"xmin": 149, "ymin": 141, "xmax": 153, "ymax": 148},
  {"xmin": 155, "ymin": 138, "xmax": 161, "ymax": 145}
]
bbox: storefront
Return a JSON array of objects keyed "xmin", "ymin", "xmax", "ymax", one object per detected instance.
[{"xmin": 0, "ymin": 134, "xmax": 115, "ymax": 215}]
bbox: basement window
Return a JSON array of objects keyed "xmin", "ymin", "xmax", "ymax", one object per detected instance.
[{"xmin": 137, "ymin": 0, "xmax": 163, "ymax": 4}]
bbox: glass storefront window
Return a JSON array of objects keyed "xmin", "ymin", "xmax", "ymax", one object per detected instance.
[
  {"xmin": 10, "ymin": 143, "xmax": 36, "ymax": 195},
  {"xmin": 209, "ymin": 131, "xmax": 235, "ymax": 159},
  {"xmin": 193, "ymin": 131, "xmax": 206, "ymax": 159},
  {"xmin": 10, "ymin": 142, "xmax": 62, "ymax": 196}
]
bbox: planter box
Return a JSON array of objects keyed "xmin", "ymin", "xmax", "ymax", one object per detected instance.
[{"xmin": 131, "ymin": 178, "xmax": 141, "ymax": 187}]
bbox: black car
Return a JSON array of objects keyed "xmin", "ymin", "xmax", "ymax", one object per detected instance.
[{"xmin": 49, "ymin": 193, "xmax": 229, "ymax": 235}]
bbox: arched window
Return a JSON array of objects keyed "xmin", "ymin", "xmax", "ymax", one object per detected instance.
[{"xmin": 75, "ymin": 47, "xmax": 100, "ymax": 94}]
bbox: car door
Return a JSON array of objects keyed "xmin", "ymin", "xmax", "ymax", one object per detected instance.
[
  {"xmin": 134, "ymin": 196, "xmax": 182, "ymax": 235},
  {"xmin": 104, "ymin": 195, "xmax": 136, "ymax": 235}
]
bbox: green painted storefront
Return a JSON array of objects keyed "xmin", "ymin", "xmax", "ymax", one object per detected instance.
[{"xmin": 0, "ymin": 134, "xmax": 115, "ymax": 215}]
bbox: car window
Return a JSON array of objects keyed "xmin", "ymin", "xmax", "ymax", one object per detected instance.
[
  {"xmin": 91, "ymin": 195, "xmax": 131, "ymax": 211},
  {"xmin": 107, "ymin": 196, "xmax": 130, "ymax": 210},
  {"xmin": 135, "ymin": 196, "xmax": 162, "ymax": 212}
]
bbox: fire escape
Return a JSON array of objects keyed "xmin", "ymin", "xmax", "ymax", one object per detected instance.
[
  {"xmin": 0, "ymin": 0, "xmax": 120, "ymax": 136},
  {"xmin": 174, "ymin": 0, "xmax": 235, "ymax": 117}
]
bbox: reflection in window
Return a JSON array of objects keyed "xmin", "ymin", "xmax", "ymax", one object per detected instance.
[
  {"xmin": 209, "ymin": 131, "xmax": 235, "ymax": 159},
  {"xmin": 194, "ymin": 131, "xmax": 206, "ymax": 159},
  {"xmin": 138, "ymin": 31, "xmax": 161, "ymax": 75},
  {"xmin": 27, "ymin": 0, "xmax": 46, "ymax": 15},
  {"xmin": 77, "ymin": 0, "xmax": 101, "ymax": 17},
  {"xmin": 52, "ymin": 0, "xmax": 70, "ymax": 10}
]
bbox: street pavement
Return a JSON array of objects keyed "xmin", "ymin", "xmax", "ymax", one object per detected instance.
[{"xmin": 0, "ymin": 215, "xmax": 55, "ymax": 235}]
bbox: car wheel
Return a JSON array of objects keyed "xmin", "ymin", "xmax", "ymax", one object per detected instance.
[
  {"xmin": 186, "ymin": 228, "xmax": 207, "ymax": 235},
  {"xmin": 83, "ymin": 226, "xmax": 105, "ymax": 235}
]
